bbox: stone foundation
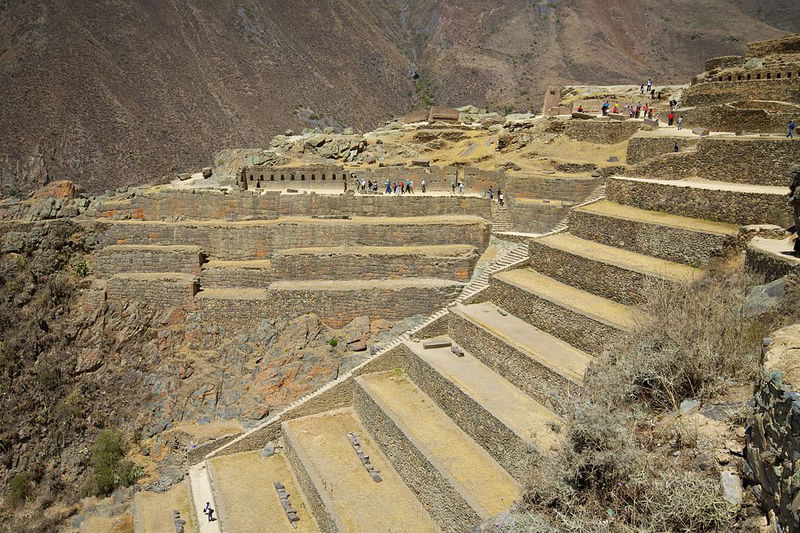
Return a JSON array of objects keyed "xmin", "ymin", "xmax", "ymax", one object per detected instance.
[
  {"xmin": 94, "ymin": 244, "xmax": 203, "ymax": 276},
  {"xmin": 563, "ymin": 120, "xmax": 641, "ymax": 144}
]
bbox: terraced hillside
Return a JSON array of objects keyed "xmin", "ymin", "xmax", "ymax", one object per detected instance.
[{"xmin": 130, "ymin": 130, "xmax": 793, "ymax": 532}]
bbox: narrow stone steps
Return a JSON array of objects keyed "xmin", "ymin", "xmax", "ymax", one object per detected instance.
[
  {"xmin": 490, "ymin": 267, "xmax": 635, "ymax": 356},
  {"xmin": 571, "ymin": 200, "xmax": 738, "ymax": 265},
  {"xmin": 282, "ymin": 409, "xmax": 439, "ymax": 533},
  {"xmin": 134, "ymin": 479, "xmax": 197, "ymax": 533},
  {"xmin": 528, "ymin": 232, "xmax": 701, "ymax": 305},
  {"xmin": 354, "ymin": 371, "xmax": 521, "ymax": 531},
  {"xmin": 402, "ymin": 337, "xmax": 562, "ymax": 481},
  {"xmin": 207, "ymin": 451, "xmax": 318, "ymax": 533},
  {"xmin": 457, "ymin": 243, "xmax": 529, "ymax": 303},
  {"xmin": 607, "ymin": 176, "xmax": 789, "ymax": 226}
]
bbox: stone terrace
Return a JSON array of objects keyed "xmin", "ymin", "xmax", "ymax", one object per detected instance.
[
  {"xmin": 126, "ymin": 121, "xmax": 799, "ymax": 533},
  {"xmin": 88, "ymin": 190, "xmax": 493, "ymax": 327}
]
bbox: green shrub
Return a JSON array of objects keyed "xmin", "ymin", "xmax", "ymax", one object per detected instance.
[
  {"xmin": 8, "ymin": 473, "xmax": 31, "ymax": 504},
  {"xmin": 72, "ymin": 259, "xmax": 90, "ymax": 278},
  {"xmin": 84, "ymin": 430, "xmax": 142, "ymax": 497},
  {"xmin": 327, "ymin": 337, "xmax": 338, "ymax": 347}
]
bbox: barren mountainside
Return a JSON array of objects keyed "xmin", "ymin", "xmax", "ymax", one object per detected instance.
[{"xmin": 0, "ymin": 0, "xmax": 798, "ymax": 193}]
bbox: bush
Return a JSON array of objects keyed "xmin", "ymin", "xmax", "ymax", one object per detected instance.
[
  {"xmin": 83, "ymin": 430, "xmax": 141, "ymax": 497},
  {"xmin": 72, "ymin": 259, "xmax": 90, "ymax": 278},
  {"xmin": 592, "ymin": 268, "xmax": 763, "ymax": 411},
  {"xmin": 328, "ymin": 337, "xmax": 338, "ymax": 347},
  {"xmin": 8, "ymin": 473, "xmax": 31, "ymax": 504},
  {"xmin": 518, "ymin": 268, "xmax": 751, "ymax": 530}
]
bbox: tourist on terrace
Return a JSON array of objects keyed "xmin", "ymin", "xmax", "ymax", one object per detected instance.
[
  {"xmin": 789, "ymin": 120, "xmax": 796, "ymax": 139},
  {"xmin": 577, "ymin": 105, "xmax": 584, "ymax": 113},
  {"xmin": 677, "ymin": 116, "xmax": 684, "ymax": 130},
  {"xmin": 384, "ymin": 180, "xmax": 391, "ymax": 194},
  {"xmin": 421, "ymin": 177, "xmax": 427, "ymax": 193},
  {"xmin": 458, "ymin": 181, "xmax": 464, "ymax": 194},
  {"xmin": 488, "ymin": 186, "xmax": 494, "ymax": 200},
  {"xmin": 499, "ymin": 190, "xmax": 505, "ymax": 207},
  {"xmin": 667, "ymin": 112, "xmax": 675, "ymax": 126},
  {"xmin": 407, "ymin": 179, "xmax": 414, "ymax": 193},
  {"xmin": 601, "ymin": 102, "xmax": 610, "ymax": 116}
]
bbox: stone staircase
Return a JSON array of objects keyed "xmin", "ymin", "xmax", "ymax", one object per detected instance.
[
  {"xmin": 490, "ymin": 203, "xmax": 512, "ymax": 233},
  {"xmin": 133, "ymin": 161, "xmax": 791, "ymax": 532}
]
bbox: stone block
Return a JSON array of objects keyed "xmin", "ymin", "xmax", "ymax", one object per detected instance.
[{"xmin": 692, "ymin": 127, "xmax": 710, "ymax": 136}]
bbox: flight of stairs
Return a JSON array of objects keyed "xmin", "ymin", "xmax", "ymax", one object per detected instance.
[
  {"xmin": 490, "ymin": 202, "xmax": 512, "ymax": 233},
  {"xmin": 136, "ymin": 168, "xmax": 789, "ymax": 532}
]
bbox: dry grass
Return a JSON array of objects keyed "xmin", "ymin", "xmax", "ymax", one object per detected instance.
[{"xmin": 590, "ymin": 267, "xmax": 765, "ymax": 412}]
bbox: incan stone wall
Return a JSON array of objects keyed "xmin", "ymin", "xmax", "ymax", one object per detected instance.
[
  {"xmin": 694, "ymin": 138, "xmax": 800, "ymax": 186},
  {"xmin": 678, "ymin": 105, "xmax": 796, "ymax": 134},
  {"xmin": 105, "ymin": 273, "xmax": 198, "ymax": 307},
  {"xmin": 508, "ymin": 200, "xmax": 572, "ymax": 233},
  {"xmin": 270, "ymin": 246, "xmax": 479, "ymax": 282},
  {"xmin": 504, "ymin": 175, "xmax": 602, "ymax": 203},
  {"xmin": 607, "ymin": 177, "xmax": 790, "ymax": 226},
  {"xmin": 563, "ymin": 120, "xmax": 642, "ymax": 144},
  {"xmin": 98, "ymin": 219, "xmax": 491, "ymax": 260},
  {"xmin": 745, "ymin": 325, "xmax": 800, "ymax": 532},
  {"xmin": 683, "ymin": 79, "xmax": 800, "ymax": 107},
  {"xmin": 195, "ymin": 282, "xmax": 463, "ymax": 328},
  {"xmin": 95, "ymin": 190, "xmax": 492, "ymax": 221},
  {"xmin": 94, "ymin": 245, "xmax": 203, "ymax": 276},
  {"xmin": 626, "ymin": 135, "xmax": 700, "ymax": 165}
]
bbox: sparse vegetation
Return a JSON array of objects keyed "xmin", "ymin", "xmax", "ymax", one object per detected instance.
[
  {"xmin": 8, "ymin": 473, "xmax": 31, "ymax": 504},
  {"xmin": 328, "ymin": 337, "xmax": 338, "ymax": 347},
  {"xmin": 73, "ymin": 258, "xmax": 90, "ymax": 277},
  {"xmin": 83, "ymin": 430, "xmax": 142, "ymax": 497},
  {"xmin": 510, "ymin": 264, "xmax": 764, "ymax": 530}
]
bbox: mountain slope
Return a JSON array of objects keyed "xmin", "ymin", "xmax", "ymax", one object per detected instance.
[{"xmin": 0, "ymin": 0, "xmax": 796, "ymax": 193}]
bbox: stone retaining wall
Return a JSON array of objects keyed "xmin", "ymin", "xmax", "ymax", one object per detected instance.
[
  {"xmin": 99, "ymin": 219, "xmax": 491, "ymax": 261},
  {"xmin": 678, "ymin": 105, "xmax": 796, "ymax": 134},
  {"xmin": 683, "ymin": 79, "xmax": 800, "ymax": 107},
  {"xmin": 508, "ymin": 200, "xmax": 572, "ymax": 233},
  {"xmin": 271, "ymin": 248, "xmax": 478, "ymax": 282},
  {"xmin": 563, "ymin": 120, "xmax": 642, "ymax": 144},
  {"xmin": 106, "ymin": 274, "xmax": 198, "ymax": 307},
  {"xmin": 195, "ymin": 283, "xmax": 463, "ymax": 328},
  {"xmin": 95, "ymin": 190, "xmax": 492, "ymax": 221},
  {"xmin": 607, "ymin": 178, "xmax": 790, "ymax": 226},
  {"xmin": 568, "ymin": 208, "xmax": 736, "ymax": 265},
  {"xmin": 745, "ymin": 325, "xmax": 800, "ymax": 532},
  {"xmin": 695, "ymin": 138, "xmax": 800, "ymax": 186},
  {"xmin": 504, "ymin": 175, "xmax": 602, "ymax": 203},
  {"xmin": 94, "ymin": 245, "xmax": 203, "ymax": 276},
  {"xmin": 199, "ymin": 263, "xmax": 274, "ymax": 288},
  {"xmin": 629, "ymin": 151, "xmax": 698, "ymax": 179},
  {"xmin": 626, "ymin": 135, "xmax": 700, "ymax": 165}
]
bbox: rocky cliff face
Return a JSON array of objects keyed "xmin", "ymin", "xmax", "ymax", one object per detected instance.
[{"xmin": 1, "ymin": 0, "xmax": 798, "ymax": 194}]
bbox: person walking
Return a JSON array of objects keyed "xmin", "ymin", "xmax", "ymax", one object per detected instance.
[
  {"xmin": 789, "ymin": 120, "xmax": 796, "ymax": 138},
  {"xmin": 421, "ymin": 177, "xmax": 426, "ymax": 193},
  {"xmin": 667, "ymin": 112, "xmax": 675, "ymax": 126},
  {"xmin": 385, "ymin": 180, "xmax": 391, "ymax": 194},
  {"xmin": 677, "ymin": 116, "xmax": 684, "ymax": 130},
  {"xmin": 204, "ymin": 502, "xmax": 215, "ymax": 522}
]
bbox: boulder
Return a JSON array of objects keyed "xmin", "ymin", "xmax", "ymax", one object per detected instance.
[
  {"xmin": 32, "ymin": 180, "xmax": 82, "ymax": 200},
  {"xmin": 571, "ymin": 112, "xmax": 594, "ymax": 120},
  {"xmin": 743, "ymin": 277, "xmax": 787, "ymax": 318},
  {"xmin": 201, "ymin": 167, "xmax": 212, "ymax": 179},
  {"xmin": 692, "ymin": 127, "xmax": 710, "ymax": 136},
  {"xmin": 608, "ymin": 113, "xmax": 627, "ymax": 121},
  {"xmin": 643, "ymin": 118, "xmax": 660, "ymax": 128}
]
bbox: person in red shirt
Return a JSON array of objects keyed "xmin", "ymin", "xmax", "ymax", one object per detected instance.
[{"xmin": 668, "ymin": 112, "xmax": 675, "ymax": 126}]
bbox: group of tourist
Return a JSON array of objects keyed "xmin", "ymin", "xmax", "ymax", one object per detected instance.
[{"xmin": 486, "ymin": 186, "xmax": 505, "ymax": 206}]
